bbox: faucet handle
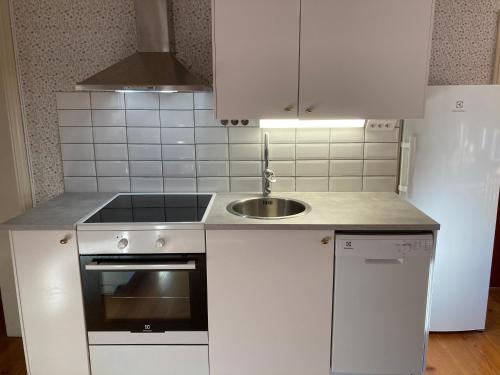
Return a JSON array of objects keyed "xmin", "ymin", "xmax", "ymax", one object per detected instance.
[{"xmin": 264, "ymin": 168, "xmax": 277, "ymax": 183}]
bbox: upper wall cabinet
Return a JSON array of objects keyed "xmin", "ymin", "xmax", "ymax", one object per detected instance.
[
  {"xmin": 213, "ymin": 0, "xmax": 434, "ymax": 120},
  {"xmin": 213, "ymin": 0, "xmax": 301, "ymax": 119}
]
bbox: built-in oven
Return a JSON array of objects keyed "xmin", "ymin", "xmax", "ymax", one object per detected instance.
[{"xmin": 80, "ymin": 253, "xmax": 208, "ymax": 345}]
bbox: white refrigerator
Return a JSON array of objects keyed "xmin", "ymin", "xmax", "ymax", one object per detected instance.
[{"xmin": 403, "ymin": 85, "xmax": 500, "ymax": 331}]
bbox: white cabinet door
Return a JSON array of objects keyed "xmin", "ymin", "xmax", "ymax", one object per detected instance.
[
  {"xmin": 213, "ymin": 0, "xmax": 301, "ymax": 119},
  {"xmin": 207, "ymin": 230, "xmax": 334, "ymax": 375},
  {"xmin": 299, "ymin": 0, "xmax": 434, "ymax": 119},
  {"xmin": 11, "ymin": 230, "xmax": 90, "ymax": 375}
]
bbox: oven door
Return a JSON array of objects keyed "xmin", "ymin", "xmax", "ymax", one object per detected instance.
[{"xmin": 80, "ymin": 254, "xmax": 207, "ymax": 345}]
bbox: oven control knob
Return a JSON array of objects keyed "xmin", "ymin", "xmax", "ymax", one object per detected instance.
[
  {"xmin": 156, "ymin": 238, "xmax": 166, "ymax": 248},
  {"xmin": 117, "ymin": 238, "xmax": 129, "ymax": 250}
]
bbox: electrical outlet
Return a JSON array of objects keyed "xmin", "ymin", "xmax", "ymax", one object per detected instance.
[{"xmin": 366, "ymin": 119, "xmax": 398, "ymax": 131}]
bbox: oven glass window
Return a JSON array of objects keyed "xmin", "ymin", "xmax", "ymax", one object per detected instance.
[{"xmin": 100, "ymin": 271, "xmax": 191, "ymax": 320}]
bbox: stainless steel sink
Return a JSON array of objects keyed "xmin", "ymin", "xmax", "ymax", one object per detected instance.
[{"xmin": 227, "ymin": 197, "xmax": 311, "ymax": 219}]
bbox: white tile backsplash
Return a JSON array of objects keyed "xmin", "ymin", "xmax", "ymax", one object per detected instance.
[
  {"xmin": 229, "ymin": 128, "xmax": 261, "ymax": 143},
  {"xmin": 96, "ymin": 161, "xmax": 129, "ymax": 177},
  {"xmin": 330, "ymin": 143, "xmax": 364, "ymax": 159},
  {"xmin": 230, "ymin": 161, "xmax": 261, "ymax": 176},
  {"xmin": 296, "ymin": 129, "xmax": 330, "ymax": 143},
  {"xmin": 296, "ymin": 177, "xmax": 329, "ymax": 192},
  {"xmin": 230, "ymin": 177, "xmax": 261, "ymax": 192},
  {"xmin": 330, "ymin": 128, "xmax": 365, "ymax": 143},
  {"xmin": 59, "ymin": 91, "xmax": 400, "ymax": 194},
  {"xmin": 363, "ymin": 176, "xmax": 397, "ymax": 192},
  {"xmin": 296, "ymin": 160, "xmax": 329, "ymax": 176},
  {"xmin": 296, "ymin": 144, "xmax": 330, "ymax": 159},
  {"xmin": 229, "ymin": 144, "xmax": 261, "ymax": 160},
  {"xmin": 194, "ymin": 92, "xmax": 214, "ymax": 110},
  {"xmin": 364, "ymin": 143, "xmax": 399, "ymax": 159},
  {"xmin": 160, "ymin": 93, "xmax": 194, "ymax": 110},
  {"xmin": 97, "ymin": 177, "xmax": 131, "ymax": 192},
  {"xmin": 329, "ymin": 177, "xmax": 363, "ymax": 192},
  {"xmin": 196, "ymin": 144, "xmax": 229, "ymax": 160},
  {"xmin": 163, "ymin": 161, "xmax": 196, "ymax": 177},
  {"xmin": 125, "ymin": 92, "xmax": 159, "ymax": 109},
  {"xmin": 264, "ymin": 129, "xmax": 295, "ymax": 143},
  {"xmin": 269, "ymin": 161, "xmax": 295, "ymax": 176},
  {"xmin": 61, "ymin": 144, "xmax": 94, "ymax": 160},
  {"xmin": 163, "ymin": 145, "xmax": 196, "ymax": 161},
  {"xmin": 64, "ymin": 177, "xmax": 97, "ymax": 192},
  {"xmin": 59, "ymin": 127, "xmax": 93, "ymax": 143},
  {"xmin": 330, "ymin": 160, "xmax": 364, "ymax": 176},
  {"xmin": 160, "ymin": 110, "xmax": 194, "ymax": 127},
  {"xmin": 197, "ymin": 177, "xmax": 230, "ymax": 192},
  {"xmin": 164, "ymin": 178, "xmax": 197, "ymax": 192},
  {"xmin": 58, "ymin": 110, "xmax": 92, "ymax": 127},
  {"xmin": 63, "ymin": 161, "xmax": 96, "ymax": 176},
  {"xmin": 268, "ymin": 144, "xmax": 295, "ymax": 160},
  {"xmin": 194, "ymin": 110, "xmax": 219, "ymax": 127},
  {"xmin": 129, "ymin": 144, "xmax": 162, "ymax": 161},
  {"xmin": 90, "ymin": 92, "xmax": 125, "ymax": 109},
  {"xmin": 129, "ymin": 161, "xmax": 163, "ymax": 177},
  {"xmin": 131, "ymin": 177, "xmax": 164, "ymax": 192},
  {"xmin": 365, "ymin": 127, "xmax": 400, "ymax": 143},
  {"xmin": 195, "ymin": 128, "xmax": 228, "ymax": 144},
  {"xmin": 196, "ymin": 161, "xmax": 230, "ymax": 177},
  {"xmin": 94, "ymin": 144, "xmax": 128, "ymax": 160},
  {"xmin": 363, "ymin": 159, "xmax": 398, "ymax": 176},
  {"xmin": 92, "ymin": 110, "xmax": 126, "ymax": 127},
  {"xmin": 56, "ymin": 92, "xmax": 90, "ymax": 109},
  {"xmin": 161, "ymin": 128, "xmax": 195, "ymax": 144},
  {"xmin": 93, "ymin": 127, "xmax": 127, "ymax": 143},
  {"xmin": 128, "ymin": 128, "xmax": 161, "ymax": 144},
  {"xmin": 126, "ymin": 110, "xmax": 160, "ymax": 127}
]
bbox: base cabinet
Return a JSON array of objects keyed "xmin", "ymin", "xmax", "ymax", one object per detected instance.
[
  {"xmin": 10, "ymin": 230, "xmax": 90, "ymax": 375},
  {"xmin": 206, "ymin": 230, "xmax": 334, "ymax": 375},
  {"xmin": 89, "ymin": 345, "xmax": 209, "ymax": 375}
]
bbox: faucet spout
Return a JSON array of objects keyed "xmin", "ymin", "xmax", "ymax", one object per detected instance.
[{"xmin": 262, "ymin": 132, "xmax": 276, "ymax": 196}]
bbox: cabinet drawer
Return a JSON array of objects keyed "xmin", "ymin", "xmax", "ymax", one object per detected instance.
[
  {"xmin": 89, "ymin": 345, "xmax": 209, "ymax": 375},
  {"xmin": 77, "ymin": 230, "xmax": 205, "ymax": 254}
]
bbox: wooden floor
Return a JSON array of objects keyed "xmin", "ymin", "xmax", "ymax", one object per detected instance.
[{"xmin": 1, "ymin": 291, "xmax": 500, "ymax": 374}]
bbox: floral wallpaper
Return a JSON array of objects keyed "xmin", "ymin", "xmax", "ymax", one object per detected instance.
[{"xmin": 10, "ymin": 0, "xmax": 500, "ymax": 203}]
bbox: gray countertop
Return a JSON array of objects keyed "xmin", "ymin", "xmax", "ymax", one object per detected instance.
[
  {"xmin": 0, "ymin": 193, "xmax": 115, "ymax": 230},
  {"xmin": 1, "ymin": 192, "xmax": 439, "ymax": 232},
  {"xmin": 205, "ymin": 192, "xmax": 440, "ymax": 231}
]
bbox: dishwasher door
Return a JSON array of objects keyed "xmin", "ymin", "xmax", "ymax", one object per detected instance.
[{"xmin": 332, "ymin": 234, "xmax": 434, "ymax": 375}]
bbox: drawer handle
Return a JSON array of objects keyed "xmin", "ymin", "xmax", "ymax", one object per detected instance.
[
  {"xmin": 321, "ymin": 237, "xmax": 332, "ymax": 245},
  {"xmin": 364, "ymin": 258, "xmax": 403, "ymax": 265}
]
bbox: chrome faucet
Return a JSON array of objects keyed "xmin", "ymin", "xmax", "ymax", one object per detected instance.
[{"xmin": 262, "ymin": 132, "xmax": 276, "ymax": 196}]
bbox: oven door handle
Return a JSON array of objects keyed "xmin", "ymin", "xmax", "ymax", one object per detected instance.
[{"xmin": 84, "ymin": 260, "xmax": 196, "ymax": 271}]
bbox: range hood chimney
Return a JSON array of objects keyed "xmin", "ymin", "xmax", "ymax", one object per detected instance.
[{"xmin": 75, "ymin": 0, "xmax": 210, "ymax": 92}]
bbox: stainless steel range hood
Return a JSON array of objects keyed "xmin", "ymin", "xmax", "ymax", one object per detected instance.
[{"xmin": 75, "ymin": 0, "xmax": 210, "ymax": 92}]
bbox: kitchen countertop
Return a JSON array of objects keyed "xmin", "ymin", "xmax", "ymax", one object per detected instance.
[
  {"xmin": 205, "ymin": 192, "xmax": 440, "ymax": 231},
  {"xmin": 0, "ymin": 192, "xmax": 439, "ymax": 231},
  {"xmin": 0, "ymin": 193, "xmax": 115, "ymax": 230}
]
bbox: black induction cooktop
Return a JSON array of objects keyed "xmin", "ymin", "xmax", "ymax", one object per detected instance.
[{"xmin": 84, "ymin": 194, "xmax": 213, "ymax": 223}]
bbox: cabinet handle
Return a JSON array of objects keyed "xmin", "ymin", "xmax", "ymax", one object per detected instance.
[
  {"xmin": 305, "ymin": 106, "xmax": 314, "ymax": 113},
  {"xmin": 321, "ymin": 237, "xmax": 331, "ymax": 245},
  {"xmin": 60, "ymin": 236, "xmax": 70, "ymax": 245},
  {"xmin": 365, "ymin": 258, "xmax": 404, "ymax": 265},
  {"xmin": 284, "ymin": 104, "xmax": 294, "ymax": 112}
]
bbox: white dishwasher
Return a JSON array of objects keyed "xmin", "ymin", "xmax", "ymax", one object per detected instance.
[{"xmin": 332, "ymin": 233, "xmax": 434, "ymax": 375}]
